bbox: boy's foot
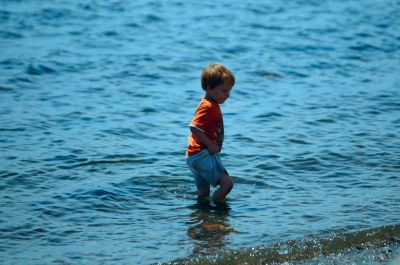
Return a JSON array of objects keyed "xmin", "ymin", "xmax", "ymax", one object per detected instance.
[{"xmin": 197, "ymin": 195, "xmax": 210, "ymax": 204}]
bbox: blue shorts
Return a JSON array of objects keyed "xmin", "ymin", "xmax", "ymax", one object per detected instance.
[{"xmin": 186, "ymin": 149, "xmax": 228, "ymax": 189}]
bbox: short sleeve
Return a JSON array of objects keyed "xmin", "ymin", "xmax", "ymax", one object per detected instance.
[{"xmin": 190, "ymin": 103, "xmax": 212, "ymax": 133}]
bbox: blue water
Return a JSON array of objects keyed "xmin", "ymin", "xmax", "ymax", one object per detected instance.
[{"xmin": 1, "ymin": 0, "xmax": 399, "ymax": 264}]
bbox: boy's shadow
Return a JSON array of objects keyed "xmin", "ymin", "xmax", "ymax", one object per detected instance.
[{"xmin": 187, "ymin": 200, "xmax": 239, "ymax": 255}]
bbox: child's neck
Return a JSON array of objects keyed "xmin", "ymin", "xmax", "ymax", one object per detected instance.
[{"xmin": 205, "ymin": 95, "xmax": 218, "ymax": 104}]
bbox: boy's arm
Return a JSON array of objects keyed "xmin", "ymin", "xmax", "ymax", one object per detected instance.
[{"xmin": 190, "ymin": 126, "xmax": 220, "ymax": 154}]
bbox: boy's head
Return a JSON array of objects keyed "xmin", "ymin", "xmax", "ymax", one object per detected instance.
[{"xmin": 201, "ymin": 64, "xmax": 235, "ymax": 91}]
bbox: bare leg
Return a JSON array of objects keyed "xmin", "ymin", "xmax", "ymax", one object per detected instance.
[
  {"xmin": 197, "ymin": 186, "xmax": 210, "ymax": 201},
  {"xmin": 212, "ymin": 172, "xmax": 233, "ymax": 202}
]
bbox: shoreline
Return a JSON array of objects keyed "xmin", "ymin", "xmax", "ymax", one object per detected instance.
[{"xmin": 167, "ymin": 223, "xmax": 400, "ymax": 265}]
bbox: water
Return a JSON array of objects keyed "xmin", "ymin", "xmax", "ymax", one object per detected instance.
[
  {"xmin": 1, "ymin": 0, "xmax": 399, "ymax": 264},
  {"xmin": 172, "ymin": 223, "xmax": 400, "ymax": 264}
]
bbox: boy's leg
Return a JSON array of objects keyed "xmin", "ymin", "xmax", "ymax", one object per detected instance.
[
  {"xmin": 197, "ymin": 186, "xmax": 210, "ymax": 201},
  {"xmin": 212, "ymin": 172, "xmax": 233, "ymax": 202},
  {"xmin": 194, "ymin": 173, "xmax": 210, "ymax": 201}
]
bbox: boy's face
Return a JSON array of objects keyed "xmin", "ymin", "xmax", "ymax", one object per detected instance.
[{"xmin": 206, "ymin": 81, "xmax": 233, "ymax": 104}]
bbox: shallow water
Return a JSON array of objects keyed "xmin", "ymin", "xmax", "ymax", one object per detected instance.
[
  {"xmin": 1, "ymin": 0, "xmax": 399, "ymax": 264},
  {"xmin": 171, "ymin": 224, "xmax": 400, "ymax": 264}
]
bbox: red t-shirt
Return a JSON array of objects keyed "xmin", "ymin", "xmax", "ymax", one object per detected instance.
[{"xmin": 186, "ymin": 98, "xmax": 224, "ymax": 156}]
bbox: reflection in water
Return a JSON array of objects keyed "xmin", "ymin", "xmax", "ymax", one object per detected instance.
[{"xmin": 187, "ymin": 200, "xmax": 239, "ymax": 255}]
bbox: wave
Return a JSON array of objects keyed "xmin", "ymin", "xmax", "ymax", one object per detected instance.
[{"xmin": 168, "ymin": 224, "xmax": 400, "ymax": 264}]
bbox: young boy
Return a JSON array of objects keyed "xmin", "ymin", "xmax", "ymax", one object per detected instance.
[{"xmin": 186, "ymin": 64, "xmax": 235, "ymax": 202}]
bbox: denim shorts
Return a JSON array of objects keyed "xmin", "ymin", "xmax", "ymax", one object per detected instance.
[{"xmin": 186, "ymin": 149, "xmax": 228, "ymax": 189}]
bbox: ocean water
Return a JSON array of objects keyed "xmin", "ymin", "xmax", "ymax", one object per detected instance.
[{"xmin": 1, "ymin": 0, "xmax": 399, "ymax": 264}]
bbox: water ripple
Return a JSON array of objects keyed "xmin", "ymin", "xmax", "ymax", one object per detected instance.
[{"xmin": 1, "ymin": 0, "xmax": 399, "ymax": 264}]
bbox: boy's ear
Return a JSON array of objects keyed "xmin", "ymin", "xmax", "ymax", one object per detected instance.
[{"xmin": 206, "ymin": 85, "xmax": 213, "ymax": 91}]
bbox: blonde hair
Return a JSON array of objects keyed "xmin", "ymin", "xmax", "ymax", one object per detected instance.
[{"xmin": 201, "ymin": 63, "xmax": 235, "ymax": 90}]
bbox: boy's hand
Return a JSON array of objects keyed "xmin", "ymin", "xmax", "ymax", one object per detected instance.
[
  {"xmin": 189, "ymin": 126, "xmax": 220, "ymax": 154},
  {"xmin": 207, "ymin": 143, "xmax": 220, "ymax": 155}
]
